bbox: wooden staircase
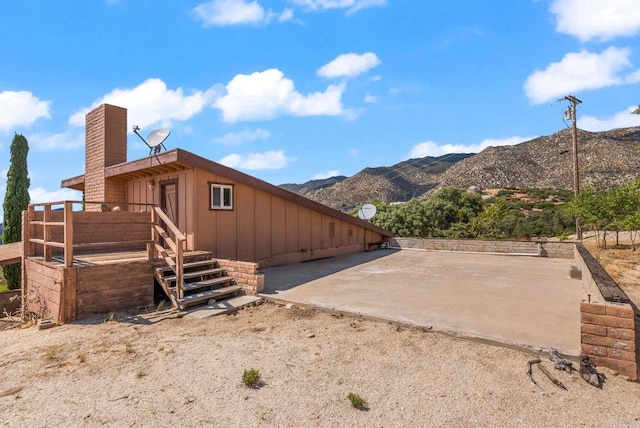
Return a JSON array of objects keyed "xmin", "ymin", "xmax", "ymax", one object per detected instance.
[
  {"xmin": 154, "ymin": 254, "xmax": 242, "ymax": 310},
  {"xmin": 150, "ymin": 207, "xmax": 244, "ymax": 311}
]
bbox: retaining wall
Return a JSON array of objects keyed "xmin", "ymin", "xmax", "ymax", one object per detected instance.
[
  {"xmin": 389, "ymin": 237, "xmax": 574, "ymax": 258},
  {"xmin": 217, "ymin": 259, "xmax": 264, "ymax": 295},
  {"xmin": 574, "ymin": 243, "xmax": 638, "ymax": 380},
  {"xmin": 0, "ymin": 289, "xmax": 21, "ymax": 315}
]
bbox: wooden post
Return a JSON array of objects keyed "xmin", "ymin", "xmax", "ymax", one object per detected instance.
[
  {"xmin": 149, "ymin": 208, "xmax": 157, "ymax": 260},
  {"xmin": 64, "ymin": 201, "xmax": 73, "ymax": 267},
  {"xmin": 176, "ymin": 237, "xmax": 184, "ymax": 301},
  {"xmin": 43, "ymin": 204, "xmax": 52, "ymax": 262}
]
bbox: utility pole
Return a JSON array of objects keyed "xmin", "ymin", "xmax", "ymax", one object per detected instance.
[{"xmin": 561, "ymin": 95, "xmax": 582, "ymax": 240}]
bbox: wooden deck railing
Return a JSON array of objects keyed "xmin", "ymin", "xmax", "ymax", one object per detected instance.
[
  {"xmin": 24, "ymin": 200, "xmax": 156, "ymax": 267},
  {"xmin": 150, "ymin": 206, "xmax": 186, "ymax": 301}
]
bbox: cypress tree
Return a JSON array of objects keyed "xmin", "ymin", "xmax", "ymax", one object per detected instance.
[{"xmin": 2, "ymin": 133, "xmax": 30, "ymax": 290}]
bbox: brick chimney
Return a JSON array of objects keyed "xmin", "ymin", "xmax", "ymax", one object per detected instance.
[{"xmin": 84, "ymin": 104, "xmax": 128, "ymax": 211}]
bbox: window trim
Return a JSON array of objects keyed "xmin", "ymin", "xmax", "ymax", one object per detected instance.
[{"xmin": 210, "ymin": 182, "xmax": 234, "ymax": 210}]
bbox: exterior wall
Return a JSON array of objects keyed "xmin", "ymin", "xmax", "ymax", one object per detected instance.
[
  {"xmin": 580, "ymin": 302, "xmax": 637, "ymax": 380},
  {"xmin": 0, "ymin": 289, "xmax": 21, "ymax": 315},
  {"xmin": 217, "ymin": 259, "xmax": 264, "ymax": 295},
  {"xmin": 75, "ymin": 261, "xmax": 153, "ymax": 319},
  {"xmin": 23, "ymin": 258, "xmax": 67, "ymax": 321},
  {"xmin": 389, "ymin": 237, "xmax": 573, "ymax": 258},
  {"xmin": 84, "ymin": 104, "xmax": 127, "ymax": 211},
  {"xmin": 192, "ymin": 168, "xmax": 381, "ymax": 267},
  {"xmin": 126, "ymin": 171, "xmax": 196, "ymax": 250}
]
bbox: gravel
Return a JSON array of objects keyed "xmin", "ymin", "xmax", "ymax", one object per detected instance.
[{"xmin": 1, "ymin": 302, "xmax": 639, "ymax": 427}]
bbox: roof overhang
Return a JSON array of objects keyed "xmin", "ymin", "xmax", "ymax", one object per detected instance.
[{"xmin": 60, "ymin": 148, "xmax": 394, "ymax": 238}]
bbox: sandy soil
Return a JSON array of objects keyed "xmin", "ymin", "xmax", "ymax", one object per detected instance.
[{"xmin": 1, "ymin": 302, "xmax": 639, "ymax": 427}]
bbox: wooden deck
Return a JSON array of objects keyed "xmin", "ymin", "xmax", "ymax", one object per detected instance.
[{"xmin": 0, "ymin": 242, "xmax": 22, "ymax": 266}]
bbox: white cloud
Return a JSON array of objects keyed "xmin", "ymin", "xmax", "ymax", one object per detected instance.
[
  {"xmin": 550, "ymin": 0, "xmax": 640, "ymax": 41},
  {"xmin": 29, "ymin": 129, "xmax": 85, "ymax": 151},
  {"xmin": 579, "ymin": 106, "xmax": 640, "ymax": 131},
  {"xmin": 312, "ymin": 169, "xmax": 340, "ymax": 180},
  {"xmin": 193, "ymin": 0, "xmax": 292, "ymax": 26},
  {"xmin": 0, "ymin": 91, "xmax": 51, "ymax": 132},
  {"xmin": 219, "ymin": 150, "xmax": 295, "ymax": 170},
  {"xmin": 288, "ymin": 0, "xmax": 386, "ymax": 15},
  {"xmin": 214, "ymin": 69, "xmax": 347, "ymax": 122},
  {"xmin": 408, "ymin": 136, "xmax": 536, "ymax": 158},
  {"xmin": 524, "ymin": 47, "xmax": 639, "ymax": 104},
  {"xmin": 212, "ymin": 128, "xmax": 271, "ymax": 145},
  {"xmin": 317, "ymin": 52, "xmax": 381, "ymax": 78},
  {"xmin": 364, "ymin": 93, "xmax": 377, "ymax": 103},
  {"xmin": 29, "ymin": 187, "xmax": 82, "ymax": 204},
  {"xmin": 70, "ymin": 78, "xmax": 219, "ymax": 129}
]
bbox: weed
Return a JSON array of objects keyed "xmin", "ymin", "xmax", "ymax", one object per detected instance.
[
  {"xmin": 42, "ymin": 345, "xmax": 61, "ymax": 361},
  {"xmin": 242, "ymin": 368, "xmax": 261, "ymax": 388},
  {"xmin": 122, "ymin": 340, "xmax": 135, "ymax": 354},
  {"xmin": 136, "ymin": 367, "xmax": 147, "ymax": 378},
  {"xmin": 347, "ymin": 392, "xmax": 367, "ymax": 410},
  {"xmin": 77, "ymin": 353, "xmax": 86, "ymax": 363}
]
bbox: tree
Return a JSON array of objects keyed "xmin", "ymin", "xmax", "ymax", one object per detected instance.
[
  {"xmin": 633, "ymin": 105, "xmax": 640, "ymax": 115},
  {"xmin": 2, "ymin": 134, "xmax": 30, "ymax": 290}
]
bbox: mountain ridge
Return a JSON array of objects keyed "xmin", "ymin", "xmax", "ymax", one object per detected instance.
[{"xmin": 280, "ymin": 127, "xmax": 640, "ymax": 211}]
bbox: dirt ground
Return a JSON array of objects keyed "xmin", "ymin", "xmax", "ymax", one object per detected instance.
[
  {"xmin": 581, "ymin": 231, "xmax": 640, "ymax": 307},
  {"xmin": 1, "ymin": 302, "xmax": 639, "ymax": 427}
]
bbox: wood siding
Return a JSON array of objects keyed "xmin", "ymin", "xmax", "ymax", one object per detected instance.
[
  {"xmin": 126, "ymin": 170, "xmax": 195, "ymax": 250},
  {"xmin": 191, "ymin": 169, "xmax": 383, "ymax": 267},
  {"xmin": 75, "ymin": 261, "xmax": 153, "ymax": 319}
]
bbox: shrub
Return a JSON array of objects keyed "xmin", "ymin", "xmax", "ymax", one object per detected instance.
[
  {"xmin": 242, "ymin": 368, "xmax": 261, "ymax": 388},
  {"xmin": 347, "ymin": 392, "xmax": 366, "ymax": 410}
]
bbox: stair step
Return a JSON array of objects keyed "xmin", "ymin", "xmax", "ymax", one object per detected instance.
[
  {"xmin": 170, "ymin": 276, "xmax": 233, "ymax": 292},
  {"xmin": 177, "ymin": 286, "xmax": 242, "ymax": 307},
  {"xmin": 162, "ymin": 267, "xmax": 225, "ymax": 282},
  {"xmin": 156, "ymin": 259, "xmax": 219, "ymax": 273}
]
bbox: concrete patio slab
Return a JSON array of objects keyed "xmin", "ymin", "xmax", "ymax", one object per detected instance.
[{"xmin": 262, "ymin": 249, "xmax": 585, "ymax": 355}]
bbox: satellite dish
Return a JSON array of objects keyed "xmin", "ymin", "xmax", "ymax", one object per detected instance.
[
  {"xmin": 358, "ymin": 203, "xmax": 377, "ymax": 220},
  {"xmin": 132, "ymin": 125, "xmax": 170, "ymax": 155}
]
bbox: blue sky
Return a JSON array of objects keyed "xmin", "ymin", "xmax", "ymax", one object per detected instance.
[{"xmin": 1, "ymin": 0, "xmax": 640, "ymax": 219}]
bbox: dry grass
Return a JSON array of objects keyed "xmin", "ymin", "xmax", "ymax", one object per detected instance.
[{"xmin": 582, "ymin": 232, "xmax": 640, "ymax": 306}]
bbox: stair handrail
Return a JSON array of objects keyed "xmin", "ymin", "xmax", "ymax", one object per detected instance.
[{"xmin": 151, "ymin": 206, "xmax": 186, "ymax": 302}]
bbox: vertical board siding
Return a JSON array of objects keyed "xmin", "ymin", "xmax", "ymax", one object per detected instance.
[
  {"xmin": 285, "ymin": 201, "xmax": 299, "ymax": 253},
  {"xmin": 271, "ymin": 197, "xmax": 286, "ymax": 256},
  {"xmin": 237, "ymin": 184, "xmax": 256, "ymax": 261},
  {"xmin": 254, "ymin": 190, "xmax": 272, "ymax": 260},
  {"xmin": 298, "ymin": 206, "xmax": 311, "ymax": 255},
  {"xmin": 310, "ymin": 210, "xmax": 322, "ymax": 251},
  {"xmin": 122, "ymin": 166, "xmax": 384, "ymax": 265}
]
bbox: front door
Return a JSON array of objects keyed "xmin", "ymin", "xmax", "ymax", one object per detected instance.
[{"xmin": 160, "ymin": 179, "xmax": 178, "ymax": 226}]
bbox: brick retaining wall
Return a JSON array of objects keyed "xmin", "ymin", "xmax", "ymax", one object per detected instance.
[
  {"xmin": 580, "ymin": 302, "xmax": 637, "ymax": 379},
  {"xmin": 217, "ymin": 259, "xmax": 264, "ymax": 295}
]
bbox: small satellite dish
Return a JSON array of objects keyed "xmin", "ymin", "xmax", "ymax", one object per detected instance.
[
  {"xmin": 358, "ymin": 203, "xmax": 377, "ymax": 220},
  {"xmin": 132, "ymin": 125, "xmax": 170, "ymax": 155}
]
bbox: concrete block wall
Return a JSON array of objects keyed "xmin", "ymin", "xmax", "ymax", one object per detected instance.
[
  {"xmin": 217, "ymin": 259, "xmax": 264, "ymax": 295},
  {"xmin": 580, "ymin": 302, "xmax": 637, "ymax": 380},
  {"xmin": 389, "ymin": 237, "xmax": 573, "ymax": 259}
]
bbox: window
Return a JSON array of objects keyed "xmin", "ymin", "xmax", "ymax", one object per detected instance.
[{"xmin": 210, "ymin": 183, "xmax": 233, "ymax": 210}]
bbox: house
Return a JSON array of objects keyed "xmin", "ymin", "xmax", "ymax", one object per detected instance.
[{"xmin": 22, "ymin": 103, "xmax": 392, "ymax": 322}]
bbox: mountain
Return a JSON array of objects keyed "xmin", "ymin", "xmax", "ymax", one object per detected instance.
[
  {"xmin": 433, "ymin": 127, "xmax": 640, "ymax": 195},
  {"xmin": 282, "ymin": 153, "xmax": 474, "ymax": 211},
  {"xmin": 281, "ymin": 127, "xmax": 640, "ymax": 212}
]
